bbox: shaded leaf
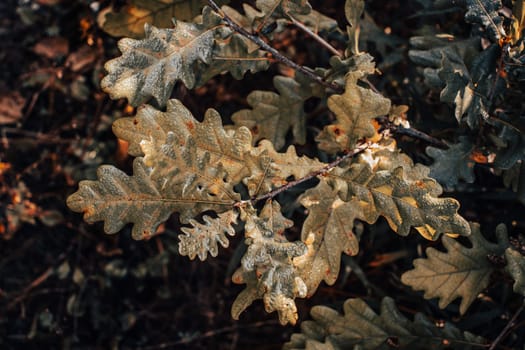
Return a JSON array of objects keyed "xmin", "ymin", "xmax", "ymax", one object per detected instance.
[
  {"xmin": 316, "ymin": 69, "xmax": 391, "ymax": 153},
  {"xmin": 401, "ymin": 223, "xmax": 509, "ymax": 314},
  {"xmin": 292, "ymin": 9, "xmax": 338, "ymax": 33},
  {"xmin": 255, "ymin": 0, "xmax": 312, "ymax": 21},
  {"xmin": 345, "ymin": 0, "xmax": 365, "ymax": 54},
  {"xmin": 409, "ymin": 35, "xmax": 500, "ymax": 128},
  {"xmin": 439, "ymin": 44, "xmax": 499, "ymax": 128},
  {"xmin": 409, "ymin": 35, "xmax": 480, "ymax": 91},
  {"xmin": 314, "ymin": 53, "xmax": 377, "ymax": 90},
  {"xmin": 231, "ymin": 201, "xmax": 308, "ymax": 325},
  {"xmin": 505, "ymin": 247, "xmax": 525, "ymax": 296},
  {"xmin": 494, "ymin": 124, "xmax": 525, "ymax": 169},
  {"xmin": 283, "ymin": 297, "xmax": 485, "ymax": 350},
  {"xmin": 232, "ymin": 75, "xmax": 312, "ymax": 150},
  {"xmin": 464, "ymin": 0, "xmax": 505, "ymax": 42},
  {"xmin": 178, "ymin": 210, "xmax": 238, "ymax": 261},
  {"xmin": 0, "ymin": 91, "xmax": 25, "ymax": 125},
  {"xmin": 193, "ymin": 33, "xmax": 270, "ymax": 86},
  {"xmin": 297, "ymin": 180, "xmax": 362, "ymax": 295},
  {"xmin": 426, "ymin": 136, "xmax": 476, "ymax": 188},
  {"xmin": 97, "ymin": 0, "xmax": 228, "ymax": 39}
]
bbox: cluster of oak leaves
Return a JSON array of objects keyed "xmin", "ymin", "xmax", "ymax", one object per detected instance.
[{"xmin": 66, "ymin": 0, "xmax": 525, "ymax": 348}]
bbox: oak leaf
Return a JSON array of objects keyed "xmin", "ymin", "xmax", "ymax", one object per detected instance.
[
  {"xmin": 231, "ymin": 201, "xmax": 308, "ymax": 325},
  {"xmin": 330, "ymin": 143, "xmax": 471, "ymax": 239},
  {"xmin": 505, "ymin": 247, "xmax": 525, "ymax": 296},
  {"xmin": 298, "ymin": 180, "xmax": 362, "ymax": 294},
  {"xmin": 283, "ymin": 297, "xmax": 485, "ymax": 350},
  {"xmin": 465, "ymin": 0, "xmax": 505, "ymax": 42},
  {"xmin": 97, "ymin": 0, "xmax": 227, "ymax": 39},
  {"xmin": 178, "ymin": 210, "xmax": 238, "ymax": 261},
  {"xmin": 426, "ymin": 136, "xmax": 476, "ymax": 188},
  {"xmin": 112, "ymin": 99, "xmax": 254, "ymax": 184},
  {"xmin": 67, "ymin": 105, "xmax": 245, "ymax": 239},
  {"xmin": 401, "ymin": 223, "xmax": 508, "ymax": 314},
  {"xmin": 232, "ymin": 75, "xmax": 311, "ymax": 150},
  {"xmin": 316, "ymin": 70, "xmax": 391, "ymax": 153}
]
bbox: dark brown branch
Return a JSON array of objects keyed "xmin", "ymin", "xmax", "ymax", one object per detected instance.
[
  {"xmin": 235, "ymin": 141, "xmax": 370, "ymax": 207},
  {"xmin": 488, "ymin": 301, "xmax": 525, "ymax": 350},
  {"xmin": 287, "ymin": 13, "xmax": 342, "ymax": 57},
  {"xmin": 207, "ymin": 0, "xmax": 344, "ymax": 93},
  {"xmin": 376, "ymin": 116, "xmax": 448, "ymax": 149},
  {"xmin": 392, "ymin": 125, "xmax": 448, "ymax": 148}
]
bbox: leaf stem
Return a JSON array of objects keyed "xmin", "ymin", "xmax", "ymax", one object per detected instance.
[
  {"xmin": 207, "ymin": 0, "xmax": 344, "ymax": 93},
  {"xmin": 286, "ymin": 13, "xmax": 342, "ymax": 57},
  {"xmin": 235, "ymin": 141, "xmax": 370, "ymax": 207}
]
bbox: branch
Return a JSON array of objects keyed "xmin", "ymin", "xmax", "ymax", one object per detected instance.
[
  {"xmin": 376, "ymin": 116, "xmax": 448, "ymax": 149},
  {"xmin": 235, "ymin": 141, "xmax": 370, "ymax": 206},
  {"xmin": 488, "ymin": 301, "xmax": 525, "ymax": 350},
  {"xmin": 287, "ymin": 13, "xmax": 342, "ymax": 57},
  {"xmin": 207, "ymin": 0, "xmax": 344, "ymax": 93}
]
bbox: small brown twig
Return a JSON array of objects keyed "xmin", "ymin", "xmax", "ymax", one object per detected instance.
[
  {"xmin": 488, "ymin": 301, "xmax": 525, "ymax": 350},
  {"xmin": 376, "ymin": 116, "xmax": 448, "ymax": 149},
  {"xmin": 287, "ymin": 13, "xmax": 342, "ymax": 57},
  {"xmin": 392, "ymin": 125, "xmax": 449, "ymax": 149},
  {"xmin": 207, "ymin": 0, "xmax": 343, "ymax": 93},
  {"xmin": 235, "ymin": 141, "xmax": 370, "ymax": 207}
]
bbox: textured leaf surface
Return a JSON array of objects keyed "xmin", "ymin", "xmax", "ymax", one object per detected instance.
[
  {"xmin": 178, "ymin": 210, "xmax": 238, "ymax": 261},
  {"xmin": 283, "ymin": 297, "xmax": 485, "ymax": 350},
  {"xmin": 67, "ymin": 159, "xmax": 178, "ymax": 239},
  {"xmin": 101, "ymin": 9, "xmax": 220, "ymax": 107},
  {"xmin": 330, "ymin": 143, "xmax": 471, "ymax": 239},
  {"xmin": 67, "ymin": 151, "xmax": 237, "ymax": 240},
  {"xmin": 402, "ymin": 223, "xmax": 509, "ymax": 314},
  {"xmin": 231, "ymin": 201, "xmax": 308, "ymax": 325},
  {"xmin": 101, "ymin": 7, "xmax": 270, "ymax": 107},
  {"xmin": 244, "ymin": 140, "xmax": 323, "ymax": 196},
  {"xmin": 298, "ymin": 180, "xmax": 362, "ymax": 294},
  {"xmin": 97, "ymin": 0, "xmax": 222, "ymax": 38},
  {"xmin": 426, "ymin": 137, "xmax": 475, "ymax": 188},
  {"xmin": 465, "ymin": 0, "xmax": 505, "ymax": 42},
  {"xmin": 68, "ymin": 102, "xmax": 245, "ymax": 239},
  {"xmin": 113, "ymin": 99, "xmax": 254, "ymax": 184},
  {"xmin": 316, "ymin": 70, "xmax": 391, "ymax": 153},
  {"xmin": 505, "ymin": 247, "xmax": 525, "ymax": 296},
  {"xmin": 232, "ymin": 75, "xmax": 311, "ymax": 150},
  {"xmin": 193, "ymin": 33, "xmax": 270, "ymax": 86}
]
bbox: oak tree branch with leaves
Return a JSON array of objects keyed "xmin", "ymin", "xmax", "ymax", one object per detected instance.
[{"xmin": 65, "ymin": 0, "xmax": 525, "ymax": 348}]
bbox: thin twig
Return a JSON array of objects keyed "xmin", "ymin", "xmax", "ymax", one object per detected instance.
[
  {"xmin": 235, "ymin": 141, "xmax": 370, "ymax": 206},
  {"xmin": 287, "ymin": 13, "xmax": 342, "ymax": 57},
  {"xmin": 376, "ymin": 116, "xmax": 448, "ymax": 148},
  {"xmin": 392, "ymin": 125, "xmax": 449, "ymax": 148},
  {"xmin": 207, "ymin": 0, "xmax": 343, "ymax": 93},
  {"xmin": 488, "ymin": 301, "xmax": 525, "ymax": 350}
]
